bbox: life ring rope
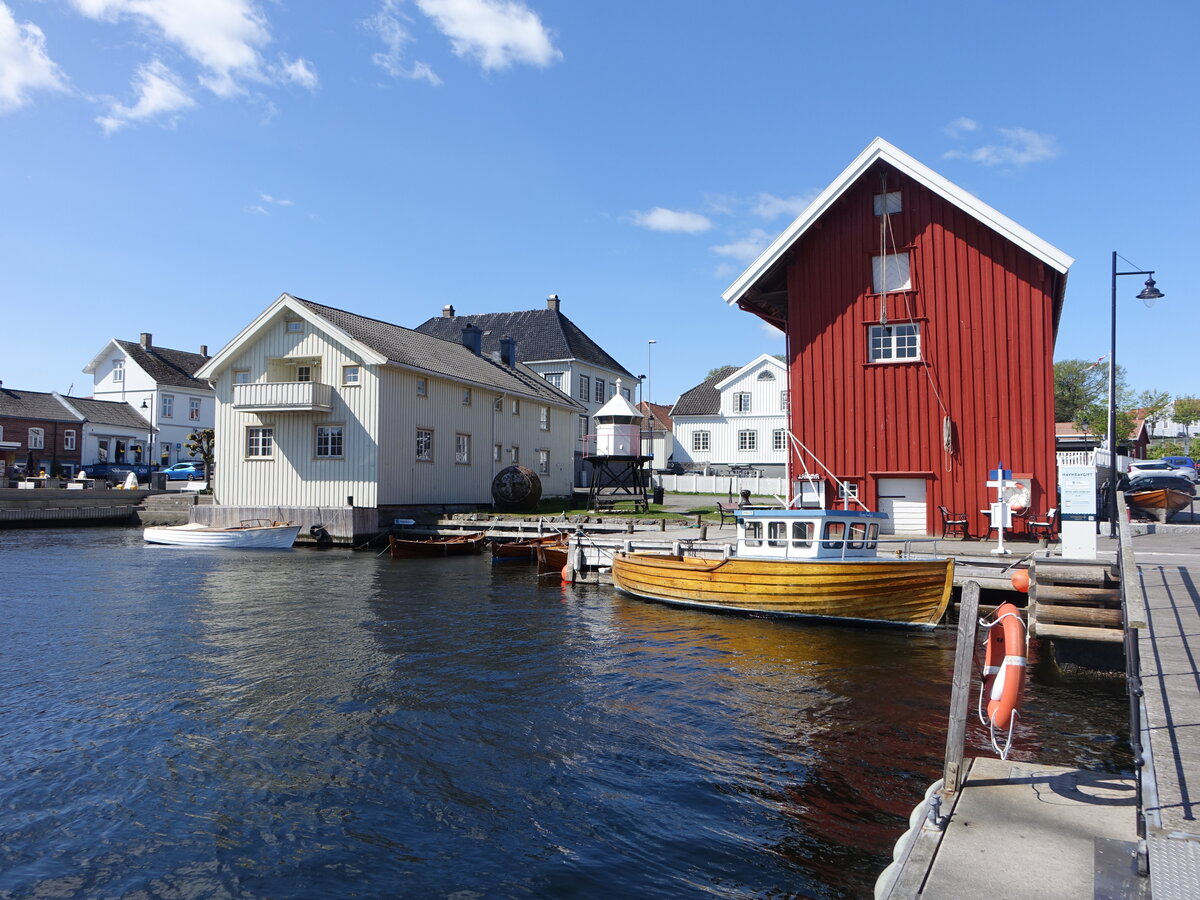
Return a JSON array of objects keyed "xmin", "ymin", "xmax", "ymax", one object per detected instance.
[{"xmin": 976, "ymin": 605, "xmax": 1028, "ymax": 760}]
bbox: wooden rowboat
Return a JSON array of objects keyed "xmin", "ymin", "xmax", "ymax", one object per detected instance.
[
  {"xmin": 388, "ymin": 532, "xmax": 487, "ymax": 558},
  {"xmin": 489, "ymin": 533, "xmax": 567, "ymax": 562},
  {"xmin": 536, "ymin": 542, "xmax": 570, "ymax": 579},
  {"xmin": 1125, "ymin": 487, "xmax": 1193, "ymax": 523},
  {"xmin": 611, "ymin": 509, "xmax": 953, "ymax": 628},
  {"xmin": 143, "ymin": 519, "xmax": 301, "ymax": 549}
]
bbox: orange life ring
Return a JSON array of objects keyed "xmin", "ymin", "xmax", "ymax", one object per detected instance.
[{"xmin": 983, "ymin": 602, "xmax": 1026, "ymax": 731}]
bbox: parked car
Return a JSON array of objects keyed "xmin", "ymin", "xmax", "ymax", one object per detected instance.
[
  {"xmin": 1128, "ymin": 459, "xmax": 1198, "ymax": 482},
  {"xmin": 1162, "ymin": 455, "xmax": 1197, "ymax": 474},
  {"xmin": 163, "ymin": 461, "xmax": 206, "ymax": 481}
]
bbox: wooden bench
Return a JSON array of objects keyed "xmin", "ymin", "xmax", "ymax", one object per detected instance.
[{"xmin": 717, "ymin": 502, "xmax": 739, "ymax": 527}]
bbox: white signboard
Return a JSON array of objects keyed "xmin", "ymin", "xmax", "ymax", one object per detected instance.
[{"xmin": 1058, "ymin": 464, "xmax": 1097, "ymax": 559}]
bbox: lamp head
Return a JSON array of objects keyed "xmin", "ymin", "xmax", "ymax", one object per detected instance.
[
  {"xmin": 140, "ymin": 399, "xmax": 148, "ymax": 409},
  {"xmin": 1136, "ymin": 277, "xmax": 1164, "ymax": 301}
]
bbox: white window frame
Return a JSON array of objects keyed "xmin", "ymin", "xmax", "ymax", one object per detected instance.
[
  {"xmin": 462, "ymin": 388, "xmax": 472, "ymax": 406},
  {"xmin": 757, "ymin": 370, "xmax": 775, "ymax": 381},
  {"xmin": 512, "ymin": 399, "xmax": 520, "ymax": 415},
  {"xmin": 161, "ymin": 394, "xmax": 174, "ymax": 418},
  {"xmin": 781, "ymin": 390, "xmax": 790, "ymax": 412},
  {"xmin": 64, "ymin": 429, "xmax": 76, "ymax": 451},
  {"xmin": 112, "ymin": 359, "xmax": 124, "ymax": 383},
  {"xmin": 837, "ymin": 481, "xmax": 860, "ymax": 501},
  {"xmin": 416, "ymin": 428, "xmax": 433, "ymax": 461},
  {"xmin": 296, "ymin": 365, "xmax": 312, "ymax": 383},
  {"xmin": 233, "ymin": 369, "xmax": 250, "ymax": 384},
  {"xmin": 772, "ymin": 429, "xmax": 787, "ymax": 451},
  {"xmin": 872, "ymin": 253, "xmax": 912, "ymax": 293},
  {"xmin": 455, "ymin": 433, "xmax": 471, "ymax": 464},
  {"xmin": 537, "ymin": 449, "xmax": 549, "ymax": 475},
  {"xmin": 315, "ymin": 425, "xmax": 344, "ymax": 458},
  {"xmin": 692, "ymin": 430, "xmax": 710, "ymax": 452},
  {"xmin": 594, "ymin": 379, "xmax": 605, "ymax": 402},
  {"xmin": 494, "ymin": 443, "xmax": 502, "ymax": 463},
  {"xmin": 543, "ymin": 372, "xmax": 563, "ymax": 389},
  {"xmin": 189, "ymin": 398, "xmax": 201, "ymax": 421},
  {"xmin": 869, "ymin": 323, "xmax": 921, "ymax": 363},
  {"xmin": 738, "ymin": 429, "xmax": 757, "ymax": 452},
  {"xmin": 733, "ymin": 392, "xmax": 752, "ymax": 413},
  {"xmin": 246, "ymin": 426, "xmax": 274, "ymax": 458},
  {"xmin": 416, "ymin": 378, "xmax": 427, "ymax": 397},
  {"xmin": 578, "ymin": 375, "xmax": 590, "ymax": 401},
  {"xmin": 286, "ymin": 320, "xmax": 303, "ymax": 333},
  {"xmin": 539, "ymin": 406, "xmax": 550, "ymax": 431},
  {"xmin": 343, "ymin": 365, "xmax": 361, "ymax": 386},
  {"xmin": 510, "ymin": 445, "xmax": 519, "ymax": 464}
]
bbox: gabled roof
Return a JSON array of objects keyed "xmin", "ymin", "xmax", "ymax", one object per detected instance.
[
  {"xmin": 197, "ymin": 294, "xmax": 582, "ymax": 410},
  {"xmin": 84, "ymin": 340, "xmax": 212, "ymax": 391},
  {"xmin": 670, "ymin": 366, "xmax": 739, "ymax": 417},
  {"xmin": 415, "ymin": 307, "xmax": 635, "ymax": 379},
  {"xmin": 0, "ymin": 388, "xmax": 78, "ymax": 422},
  {"xmin": 61, "ymin": 396, "xmax": 153, "ymax": 430},
  {"xmin": 713, "ymin": 353, "xmax": 786, "ymax": 391},
  {"xmin": 723, "ymin": 137, "xmax": 1074, "ymax": 309},
  {"xmin": 639, "ymin": 401, "xmax": 674, "ymax": 431}
]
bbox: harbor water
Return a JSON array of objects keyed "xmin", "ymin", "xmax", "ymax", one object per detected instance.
[{"xmin": 1, "ymin": 528, "xmax": 1130, "ymax": 898}]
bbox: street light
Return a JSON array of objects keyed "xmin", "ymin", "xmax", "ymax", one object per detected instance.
[
  {"xmin": 1107, "ymin": 250, "xmax": 1164, "ymax": 536},
  {"xmin": 647, "ymin": 340, "xmax": 656, "ymax": 407}
]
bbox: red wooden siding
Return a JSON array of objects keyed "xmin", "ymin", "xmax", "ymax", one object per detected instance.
[{"xmin": 784, "ymin": 164, "xmax": 1060, "ymax": 534}]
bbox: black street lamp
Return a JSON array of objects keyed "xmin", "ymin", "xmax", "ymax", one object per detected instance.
[{"xmin": 1108, "ymin": 251, "xmax": 1164, "ymax": 536}]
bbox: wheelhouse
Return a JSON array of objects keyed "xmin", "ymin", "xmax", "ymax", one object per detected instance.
[{"xmin": 734, "ymin": 509, "xmax": 889, "ymax": 560}]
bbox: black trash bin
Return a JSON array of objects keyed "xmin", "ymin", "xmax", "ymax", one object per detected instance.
[
  {"xmin": 652, "ymin": 485, "xmax": 664, "ymax": 505},
  {"xmin": 151, "ymin": 472, "xmax": 167, "ymax": 490}
]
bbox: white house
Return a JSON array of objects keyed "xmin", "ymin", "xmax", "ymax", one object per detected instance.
[
  {"xmin": 195, "ymin": 293, "xmax": 583, "ymax": 540},
  {"xmin": 414, "ymin": 294, "xmax": 637, "ymax": 483},
  {"xmin": 84, "ymin": 334, "xmax": 214, "ymax": 469},
  {"xmin": 671, "ymin": 354, "xmax": 790, "ymax": 475}
]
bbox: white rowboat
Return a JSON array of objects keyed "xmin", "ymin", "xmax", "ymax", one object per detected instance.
[{"xmin": 143, "ymin": 519, "xmax": 301, "ymax": 549}]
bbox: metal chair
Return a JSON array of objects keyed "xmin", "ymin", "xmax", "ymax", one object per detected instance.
[
  {"xmin": 937, "ymin": 505, "xmax": 969, "ymax": 539},
  {"xmin": 1027, "ymin": 508, "xmax": 1057, "ymax": 540}
]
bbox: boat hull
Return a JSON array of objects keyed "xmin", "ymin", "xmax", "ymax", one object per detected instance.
[
  {"xmin": 536, "ymin": 544, "xmax": 569, "ymax": 578},
  {"xmin": 489, "ymin": 534, "xmax": 567, "ymax": 562},
  {"xmin": 143, "ymin": 523, "xmax": 301, "ymax": 549},
  {"xmin": 389, "ymin": 532, "xmax": 486, "ymax": 558},
  {"xmin": 1126, "ymin": 488, "xmax": 1193, "ymax": 523},
  {"xmin": 611, "ymin": 553, "xmax": 954, "ymax": 628}
]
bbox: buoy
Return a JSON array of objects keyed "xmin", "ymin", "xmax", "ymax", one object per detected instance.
[
  {"xmin": 561, "ymin": 565, "xmax": 571, "ymax": 584},
  {"xmin": 1010, "ymin": 568, "xmax": 1030, "ymax": 593}
]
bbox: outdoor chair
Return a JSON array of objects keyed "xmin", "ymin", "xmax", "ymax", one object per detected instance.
[
  {"xmin": 1027, "ymin": 508, "xmax": 1057, "ymax": 540},
  {"xmin": 937, "ymin": 505, "xmax": 969, "ymax": 539}
]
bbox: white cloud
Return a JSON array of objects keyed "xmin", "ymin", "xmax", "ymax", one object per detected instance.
[
  {"xmin": 416, "ymin": 0, "xmax": 561, "ymax": 71},
  {"xmin": 72, "ymin": 0, "xmax": 271, "ymax": 97},
  {"xmin": 278, "ymin": 55, "xmax": 318, "ymax": 91},
  {"xmin": 945, "ymin": 126, "xmax": 1060, "ymax": 167},
  {"xmin": 96, "ymin": 58, "xmax": 194, "ymax": 133},
  {"xmin": 367, "ymin": 0, "xmax": 442, "ymax": 85},
  {"xmin": 631, "ymin": 207, "xmax": 713, "ymax": 234},
  {"xmin": 0, "ymin": 3, "xmax": 68, "ymax": 111},
  {"xmin": 749, "ymin": 192, "xmax": 813, "ymax": 221},
  {"xmin": 711, "ymin": 229, "xmax": 772, "ymax": 263},
  {"xmin": 259, "ymin": 192, "xmax": 293, "ymax": 207},
  {"xmin": 943, "ymin": 116, "xmax": 979, "ymax": 139},
  {"xmin": 759, "ymin": 320, "xmax": 784, "ymax": 339}
]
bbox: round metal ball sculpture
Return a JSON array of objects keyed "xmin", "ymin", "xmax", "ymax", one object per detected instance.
[{"xmin": 491, "ymin": 465, "xmax": 542, "ymax": 512}]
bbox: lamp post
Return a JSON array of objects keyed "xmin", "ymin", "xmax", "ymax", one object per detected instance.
[
  {"xmin": 1107, "ymin": 251, "xmax": 1164, "ymax": 536},
  {"xmin": 647, "ymin": 340, "xmax": 656, "ymax": 407}
]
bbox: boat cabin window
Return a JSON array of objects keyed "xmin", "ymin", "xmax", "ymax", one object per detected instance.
[
  {"xmin": 822, "ymin": 521, "xmax": 846, "ymax": 550},
  {"xmin": 743, "ymin": 520, "xmax": 762, "ymax": 546},
  {"xmin": 767, "ymin": 522, "xmax": 788, "ymax": 547},
  {"xmin": 867, "ymin": 523, "xmax": 879, "ymax": 549},
  {"xmin": 791, "ymin": 521, "xmax": 813, "ymax": 548},
  {"xmin": 848, "ymin": 522, "xmax": 867, "ymax": 550}
]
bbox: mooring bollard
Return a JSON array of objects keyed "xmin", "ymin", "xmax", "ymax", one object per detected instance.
[{"xmin": 700, "ymin": 525, "xmax": 707, "ymax": 540}]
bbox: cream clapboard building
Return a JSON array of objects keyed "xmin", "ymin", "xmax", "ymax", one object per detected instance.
[{"xmin": 196, "ymin": 294, "xmax": 582, "ymax": 539}]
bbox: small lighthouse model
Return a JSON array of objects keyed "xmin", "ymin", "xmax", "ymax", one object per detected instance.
[{"xmin": 586, "ymin": 380, "xmax": 652, "ymax": 511}]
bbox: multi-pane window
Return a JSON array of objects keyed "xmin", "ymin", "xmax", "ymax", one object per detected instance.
[
  {"xmin": 837, "ymin": 482, "xmax": 860, "ymax": 501},
  {"xmin": 738, "ymin": 429, "xmax": 757, "ymax": 451},
  {"xmin": 869, "ymin": 323, "xmax": 921, "ymax": 362},
  {"xmin": 543, "ymin": 372, "xmax": 563, "ymax": 389},
  {"xmin": 780, "ymin": 390, "xmax": 790, "ymax": 412},
  {"xmin": 161, "ymin": 394, "xmax": 174, "ymax": 418},
  {"xmin": 296, "ymin": 365, "xmax": 312, "ymax": 383},
  {"xmin": 315, "ymin": 425, "xmax": 344, "ymax": 458},
  {"xmin": 578, "ymin": 375, "xmax": 590, "ymax": 401},
  {"xmin": 455, "ymin": 433, "xmax": 470, "ymax": 464},
  {"xmin": 757, "ymin": 370, "xmax": 775, "ymax": 381},
  {"xmin": 773, "ymin": 429, "xmax": 787, "ymax": 451},
  {"xmin": 112, "ymin": 359, "xmax": 124, "ymax": 382},
  {"xmin": 416, "ymin": 429, "xmax": 433, "ymax": 461},
  {"xmin": 189, "ymin": 398, "xmax": 201, "ymax": 420},
  {"xmin": 537, "ymin": 449, "xmax": 549, "ymax": 475},
  {"xmin": 594, "ymin": 379, "xmax": 605, "ymax": 402},
  {"xmin": 462, "ymin": 388, "xmax": 472, "ymax": 406},
  {"xmin": 733, "ymin": 392, "xmax": 751, "ymax": 413},
  {"xmin": 692, "ymin": 430, "xmax": 710, "ymax": 452},
  {"xmin": 286, "ymin": 320, "xmax": 303, "ymax": 333},
  {"xmin": 64, "ymin": 430, "xmax": 76, "ymax": 451},
  {"xmin": 539, "ymin": 406, "xmax": 550, "ymax": 431},
  {"xmin": 246, "ymin": 426, "xmax": 274, "ymax": 457},
  {"xmin": 872, "ymin": 253, "xmax": 912, "ymax": 293},
  {"xmin": 874, "ymin": 191, "xmax": 902, "ymax": 215},
  {"xmin": 343, "ymin": 365, "xmax": 360, "ymax": 385}
]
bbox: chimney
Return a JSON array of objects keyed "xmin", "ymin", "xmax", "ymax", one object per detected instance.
[
  {"xmin": 140, "ymin": 333, "xmax": 153, "ymax": 350},
  {"xmin": 199, "ymin": 345, "xmax": 209, "ymax": 358},
  {"xmin": 442, "ymin": 304, "xmax": 455, "ymax": 318},
  {"xmin": 546, "ymin": 294, "xmax": 560, "ymax": 313},
  {"xmin": 500, "ymin": 335, "xmax": 517, "ymax": 367},
  {"xmin": 461, "ymin": 323, "xmax": 483, "ymax": 356}
]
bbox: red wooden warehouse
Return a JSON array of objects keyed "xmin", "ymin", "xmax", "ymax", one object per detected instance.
[{"xmin": 723, "ymin": 138, "xmax": 1074, "ymax": 535}]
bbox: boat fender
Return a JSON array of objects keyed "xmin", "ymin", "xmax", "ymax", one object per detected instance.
[{"xmin": 978, "ymin": 601, "xmax": 1027, "ymax": 759}]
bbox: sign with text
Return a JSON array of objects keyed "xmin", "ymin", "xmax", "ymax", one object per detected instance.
[{"xmin": 1059, "ymin": 465, "xmax": 1097, "ymax": 522}]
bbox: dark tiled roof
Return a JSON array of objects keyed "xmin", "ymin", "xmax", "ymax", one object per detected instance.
[
  {"xmin": 414, "ymin": 308, "xmax": 635, "ymax": 379},
  {"xmin": 65, "ymin": 397, "xmax": 153, "ymax": 430},
  {"xmin": 670, "ymin": 366, "xmax": 738, "ymax": 417},
  {"xmin": 0, "ymin": 389, "xmax": 78, "ymax": 422},
  {"xmin": 296, "ymin": 299, "xmax": 582, "ymax": 408},
  {"xmin": 116, "ymin": 341, "xmax": 212, "ymax": 390}
]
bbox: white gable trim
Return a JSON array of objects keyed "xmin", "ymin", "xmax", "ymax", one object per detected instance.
[
  {"xmin": 196, "ymin": 293, "xmax": 387, "ymax": 379},
  {"xmin": 82, "ymin": 339, "xmax": 123, "ymax": 376},
  {"xmin": 722, "ymin": 137, "xmax": 1074, "ymax": 306},
  {"xmin": 714, "ymin": 353, "xmax": 786, "ymax": 391}
]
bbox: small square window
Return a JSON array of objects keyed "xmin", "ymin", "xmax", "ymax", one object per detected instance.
[
  {"xmin": 315, "ymin": 425, "xmax": 344, "ymax": 458},
  {"xmin": 343, "ymin": 365, "xmax": 361, "ymax": 385},
  {"xmin": 872, "ymin": 253, "xmax": 911, "ymax": 293},
  {"xmin": 869, "ymin": 323, "xmax": 921, "ymax": 362},
  {"xmin": 296, "ymin": 365, "xmax": 312, "ymax": 383},
  {"xmin": 874, "ymin": 191, "xmax": 902, "ymax": 215},
  {"xmin": 247, "ymin": 426, "xmax": 274, "ymax": 458},
  {"xmin": 692, "ymin": 431, "xmax": 710, "ymax": 452},
  {"xmin": 233, "ymin": 369, "xmax": 250, "ymax": 384},
  {"xmin": 286, "ymin": 320, "xmax": 303, "ymax": 333}
]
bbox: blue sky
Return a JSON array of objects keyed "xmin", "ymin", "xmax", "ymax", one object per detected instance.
[{"xmin": 1, "ymin": 0, "xmax": 1196, "ymax": 408}]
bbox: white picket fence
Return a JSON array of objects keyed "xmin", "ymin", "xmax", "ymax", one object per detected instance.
[{"xmin": 656, "ymin": 472, "xmax": 788, "ymax": 498}]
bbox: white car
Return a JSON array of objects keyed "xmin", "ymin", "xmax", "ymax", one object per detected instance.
[{"xmin": 1128, "ymin": 459, "xmax": 1198, "ymax": 482}]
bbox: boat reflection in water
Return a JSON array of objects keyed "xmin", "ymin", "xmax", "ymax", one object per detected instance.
[{"xmin": 612, "ymin": 508, "xmax": 954, "ymax": 627}]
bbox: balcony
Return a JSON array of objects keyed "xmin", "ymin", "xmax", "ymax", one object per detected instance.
[{"xmin": 233, "ymin": 381, "xmax": 332, "ymax": 413}]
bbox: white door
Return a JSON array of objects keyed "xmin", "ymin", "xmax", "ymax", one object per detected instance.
[{"xmin": 876, "ymin": 478, "xmax": 927, "ymax": 534}]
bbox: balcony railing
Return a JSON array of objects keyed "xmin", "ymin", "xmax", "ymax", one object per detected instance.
[{"xmin": 233, "ymin": 381, "xmax": 332, "ymax": 413}]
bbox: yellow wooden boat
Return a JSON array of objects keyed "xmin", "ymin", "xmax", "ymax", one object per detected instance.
[{"xmin": 611, "ymin": 509, "xmax": 953, "ymax": 628}]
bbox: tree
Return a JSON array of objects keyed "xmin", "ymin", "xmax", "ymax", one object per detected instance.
[
  {"xmin": 1054, "ymin": 358, "xmax": 1125, "ymax": 423},
  {"xmin": 1174, "ymin": 396, "xmax": 1200, "ymax": 456},
  {"xmin": 186, "ymin": 429, "xmax": 215, "ymax": 495}
]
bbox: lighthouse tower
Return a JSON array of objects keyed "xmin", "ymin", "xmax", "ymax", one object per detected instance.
[{"xmin": 586, "ymin": 380, "xmax": 652, "ymax": 511}]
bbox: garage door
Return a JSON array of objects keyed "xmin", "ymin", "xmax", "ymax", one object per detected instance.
[{"xmin": 876, "ymin": 478, "xmax": 927, "ymax": 534}]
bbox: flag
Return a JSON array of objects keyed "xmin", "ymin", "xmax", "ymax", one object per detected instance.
[{"xmin": 1086, "ymin": 356, "xmax": 1107, "ymax": 370}]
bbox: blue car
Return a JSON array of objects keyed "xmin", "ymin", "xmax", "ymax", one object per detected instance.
[{"xmin": 163, "ymin": 461, "xmax": 206, "ymax": 481}]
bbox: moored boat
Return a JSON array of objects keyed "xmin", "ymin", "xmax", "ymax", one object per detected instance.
[
  {"xmin": 489, "ymin": 533, "xmax": 568, "ymax": 562},
  {"xmin": 611, "ymin": 508, "xmax": 953, "ymax": 628},
  {"xmin": 1125, "ymin": 474, "xmax": 1195, "ymax": 523},
  {"xmin": 388, "ymin": 531, "xmax": 487, "ymax": 558},
  {"xmin": 536, "ymin": 541, "xmax": 570, "ymax": 579},
  {"xmin": 143, "ymin": 519, "xmax": 301, "ymax": 549}
]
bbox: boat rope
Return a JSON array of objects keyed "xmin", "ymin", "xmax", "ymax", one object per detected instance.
[{"xmin": 783, "ymin": 431, "xmax": 869, "ymax": 510}]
